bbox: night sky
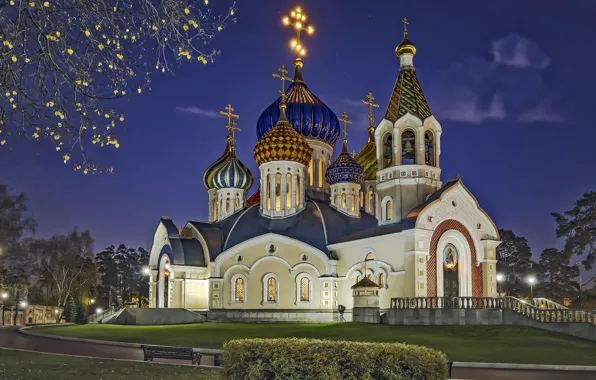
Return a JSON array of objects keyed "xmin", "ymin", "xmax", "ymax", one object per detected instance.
[{"xmin": 1, "ymin": 0, "xmax": 595, "ymax": 264}]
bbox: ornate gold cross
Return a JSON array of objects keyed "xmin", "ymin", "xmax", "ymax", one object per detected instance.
[
  {"xmin": 219, "ymin": 104, "xmax": 240, "ymax": 140},
  {"xmin": 361, "ymin": 92, "xmax": 379, "ymax": 126},
  {"xmin": 272, "ymin": 65, "xmax": 292, "ymax": 102},
  {"xmin": 227, "ymin": 119, "xmax": 241, "ymax": 143},
  {"xmin": 402, "ymin": 17, "xmax": 409, "ymax": 37},
  {"xmin": 338, "ymin": 112, "xmax": 352, "ymax": 141}
]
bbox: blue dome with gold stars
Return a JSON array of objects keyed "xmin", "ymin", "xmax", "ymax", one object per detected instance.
[
  {"xmin": 257, "ymin": 59, "xmax": 341, "ymax": 147},
  {"xmin": 325, "ymin": 140, "xmax": 364, "ymax": 185}
]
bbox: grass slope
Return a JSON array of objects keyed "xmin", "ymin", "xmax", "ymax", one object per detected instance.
[
  {"xmin": 0, "ymin": 349, "xmax": 218, "ymax": 380},
  {"xmin": 32, "ymin": 323, "xmax": 596, "ymax": 365}
]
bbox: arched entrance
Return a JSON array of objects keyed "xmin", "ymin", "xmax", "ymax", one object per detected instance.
[
  {"xmin": 157, "ymin": 254, "xmax": 171, "ymax": 308},
  {"xmin": 443, "ymin": 244, "xmax": 459, "ymax": 298}
]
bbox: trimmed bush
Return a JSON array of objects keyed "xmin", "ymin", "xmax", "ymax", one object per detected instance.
[{"xmin": 223, "ymin": 338, "xmax": 448, "ymax": 380}]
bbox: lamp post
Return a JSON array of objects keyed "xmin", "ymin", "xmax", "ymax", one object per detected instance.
[
  {"xmin": 496, "ymin": 274, "xmax": 504, "ymax": 296},
  {"xmin": 527, "ymin": 276, "xmax": 536, "ymax": 300},
  {"xmin": 0, "ymin": 292, "xmax": 8, "ymax": 326}
]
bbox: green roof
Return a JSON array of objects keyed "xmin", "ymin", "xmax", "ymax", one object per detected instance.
[{"xmin": 384, "ymin": 67, "xmax": 431, "ymax": 122}]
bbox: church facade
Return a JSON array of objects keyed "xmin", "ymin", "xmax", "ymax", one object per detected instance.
[{"xmin": 147, "ymin": 23, "xmax": 501, "ymax": 321}]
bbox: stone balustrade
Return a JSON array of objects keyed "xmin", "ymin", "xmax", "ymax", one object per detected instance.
[{"xmin": 390, "ymin": 296, "xmax": 596, "ymax": 326}]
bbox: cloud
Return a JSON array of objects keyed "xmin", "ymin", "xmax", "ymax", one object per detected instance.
[
  {"xmin": 491, "ymin": 34, "xmax": 551, "ymax": 69},
  {"xmin": 518, "ymin": 99, "xmax": 564, "ymax": 123},
  {"xmin": 340, "ymin": 99, "xmax": 366, "ymax": 107},
  {"xmin": 176, "ymin": 106, "xmax": 221, "ymax": 119},
  {"xmin": 428, "ymin": 35, "xmax": 559, "ymax": 124}
]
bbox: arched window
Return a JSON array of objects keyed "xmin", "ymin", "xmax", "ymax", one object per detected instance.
[
  {"xmin": 318, "ymin": 157, "xmax": 324, "ymax": 188},
  {"xmin": 382, "ymin": 133, "xmax": 393, "ymax": 168},
  {"xmin": 266, "ymin": 174, "xmax": 271, "ymax": 211},
  {"xmin": 285, "ymin": 173, "xmax": 292, "ymax": 209},
  {"xmin": 266, "ymin": 276, "xmax": 277, "ymax": 302},
  {"xmin": 341, "ymin": 193, "xmax": 346, "ymax": 208},
  {"xmin": 295, "ymin": 175, "xmax": 300, "ymax": 205},
  {"xmin": 367, "ymin": 187, "xmax": 374, "ymax": 213},
  {"xmin": 355, "ymin": 275, "xmax": 360, "ymax": 284},
  {"xmin": 308, "ymin": 160, "xmax": 314, "ymax": 186},
  {"xmin": 378, "ymin": 273, "xmax": 385, "ymax": 287},
  {"xmin": 275, "ymin": 173, "xmax": 281, "ymax": 211},
  {"xmin": 234, "ymin": 277, "xmax": 245, "ymax": 302},
  {"xmin": 425, "ymin": 131, "xmax": 435, "ymax": 166},
  {"xmin": 226, "ymin": 198, "xmax": 231, "ymax": 213},
  {"xmin": 359, "ymin": 190, "xmax": 364, "ymax": 208},
  {"xmin": 212, "ymin": 198, "xmax": 218, "ymax": 221},
  {"xmin": 300, "ymin": 277, "xmax": 310, "ymax": 302},
  {"xmin": 235, "ymin": 198, "xmax": 240, "ymax": 208},
  {"xmin": 384, "ymin": 199, "xmax": 392, "ymax": 221},
  {"xmin": 401, "ymin": 130, "xmax": 416, "ymax": 165},
  {"xmin": 350, "ymin": 189, "xmax": 355, "ymax": 212}
]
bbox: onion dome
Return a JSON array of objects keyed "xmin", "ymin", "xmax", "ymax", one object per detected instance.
[
  {"xmin": 396, "ymin": 19, "xmax": 416, "ymax": 57},
  {"xmin": 326, "ymin": 139, "xmax": 364, "ymax": 185},
  {"xmin": 213, "ymin": 139, "xmax": 253, "ymax": 190},
  {"xmin": 256, "ymin": 59, "xmax": 341, "ymax": 147},
  {"xmin": 254, "ymin": 102, "xmax": 312, "ymax": 166},
  {"xmin": 354, "ymin": 126, "xmax": 378, "ymax": 181},
  {"xmin": 203, "ymin": 140, "xmax": 233, "ymax": 189},
  {"xmin": 396, "ymin": 36, "xmax": 416, "ymax": 57}
]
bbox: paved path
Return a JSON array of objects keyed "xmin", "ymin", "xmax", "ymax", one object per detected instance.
[{"xmin": 0, "ymin": 326, "xmax": 593, "ymax": 379}]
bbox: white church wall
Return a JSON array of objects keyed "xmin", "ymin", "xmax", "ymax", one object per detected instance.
[
  {"xmin": 184, "ymin": 279, "xmax": 210, "ymax": 309},
  {"xmin": 215, "ymin": 236, "xmax": 328, "ymax": 309}
]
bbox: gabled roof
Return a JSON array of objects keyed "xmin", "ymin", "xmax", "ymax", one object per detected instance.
[{"xmin": 384, "ymin": 67, "xmax": 431, "ymax": 122}]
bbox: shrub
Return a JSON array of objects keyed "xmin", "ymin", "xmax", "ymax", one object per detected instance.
[
  {"xmin": 64, "ymin": 297, "xmax": 77, "ymax": 323},
  {"xmin": 222, "ymin": 338, "xmax": 448, "ymax": 380}
]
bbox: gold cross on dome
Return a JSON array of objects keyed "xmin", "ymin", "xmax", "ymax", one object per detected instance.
[
  {"xmin": 219, "ymin": 104, "xmax": 240, "ymax": 138},
  {"xmin": 272, "ymin": 65, "xmax": 292, "ymax": 102},
  {"xmin": 361, "ymin": 92, "xmax": 379, "ymax": 125},
  {"xmin": 351, "ymin": 150, "xmax": 356, "ymax": 158},
  {"xmin": 402, "ymin": 18, "xmax": 409, "ymax": 37},
  {"xmin": 338, "ymin": 112, "xmax": 352, "ymax": 141},
  {"xmin": 227, "ymin": 119, "xmax": 241, "ymax": 143}
]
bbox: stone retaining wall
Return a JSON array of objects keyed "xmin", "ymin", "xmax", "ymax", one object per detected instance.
[
  {"xmin": 386, "ymin": 308, "xmax": 596, "ymax": 341},
  {"xmin": 203, "ymin": 309, "xmax": 353, "ymax": 323}
]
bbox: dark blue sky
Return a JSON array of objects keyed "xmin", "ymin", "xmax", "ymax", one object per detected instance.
[{"xmin": 1, "ymin": 0, "xmax": 595, "ymax": 263}]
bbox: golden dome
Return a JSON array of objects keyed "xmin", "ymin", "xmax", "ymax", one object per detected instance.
[
  {"xmin": 396, "ymin": 37, "xmax": 416, "ymax": 57},
  {"xmin": 254, "ymin": 103, "xmax": 312, "ymax": 167}
]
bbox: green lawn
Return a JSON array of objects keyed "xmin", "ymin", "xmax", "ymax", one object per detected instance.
[
  {"xmin": 0, "ymin": 349, "xmax": 218, "ymax": 380},
  {"xmin": 32, "ymin": 323, "xmax": 596, "ymax": 365}
]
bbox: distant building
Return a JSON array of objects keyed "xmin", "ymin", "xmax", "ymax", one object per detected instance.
[{"xmin": 148, "ymin": 23, "xmax": 500, "ymax": 321}]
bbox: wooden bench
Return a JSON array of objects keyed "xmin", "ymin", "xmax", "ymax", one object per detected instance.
[{"xmin": 141, "ymin": 345, "xmax": 201, "ymax": 365}]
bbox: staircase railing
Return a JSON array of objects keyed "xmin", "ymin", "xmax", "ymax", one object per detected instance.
[
  {"xmin": 390, "ymin": 296, "xmax": 596, "ymax": 326},
  {"xmin": 88, "ymin": 306, "xmax": 119, "ymax": 323}
]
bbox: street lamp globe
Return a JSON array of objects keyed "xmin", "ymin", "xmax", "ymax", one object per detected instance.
[
  {"xmin": 96, "ymin": 308, "xmax": 103, "ymax": 314},
  {"xmin": 20, "ymin": 301, "xmax": 27, "ymax": 308},
  {"xmin": 142, "ymin": 266, "xmax": 151, "ymax": 276},
  {"xmin": 90, "ymin": 299, "xmax": 95, "ymax": 304},
  {"xmin": 496, "ymin": 274, "xmax": 504, "ymax": 282},
  {"xmin": 1, "ymin": 293, "xmax": 7, "ymax": 299},
  {"xmin": 528, "ymin": 276, "xmax": 536, "ymax": 284}
]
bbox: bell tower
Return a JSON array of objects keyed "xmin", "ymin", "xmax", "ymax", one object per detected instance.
[{"xmin": 374, "ymin": 19, "xmax": 442, "ymax": 225}]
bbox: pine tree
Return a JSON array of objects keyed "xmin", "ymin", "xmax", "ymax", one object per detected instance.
[
  {"xmin": 64, "ymin": 297, "xmax": 77, "ymax": 323},
  {"xmin": 75, "ymin": 301, "xmax": 88, "ymax": 325}
]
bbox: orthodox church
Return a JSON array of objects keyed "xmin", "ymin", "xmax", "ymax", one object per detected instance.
[{"xmin": 148, "ymin": 16, "xmax": 501, "ymax": 321}]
